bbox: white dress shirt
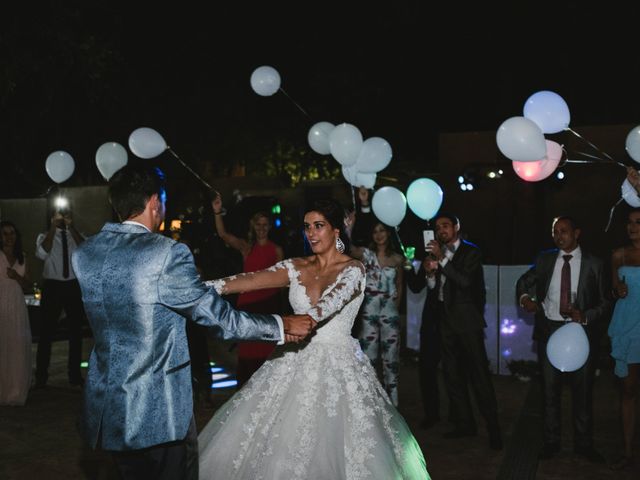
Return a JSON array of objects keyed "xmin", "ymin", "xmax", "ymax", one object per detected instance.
[
  {"xmin": 542, "ymin": 246, "xmax": 582, "ymax": 321},
  {"xmin": 36, "ymin": 228, "xmax": 82, "ymax": 281},
  {"xmin": 427, "ymin": 238, "xmax": 460, "ymax": 301}
]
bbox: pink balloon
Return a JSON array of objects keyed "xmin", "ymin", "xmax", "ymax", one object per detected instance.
[{"xmin": 513, "ymin": 140, "xmax": 562, "ymax": 182}]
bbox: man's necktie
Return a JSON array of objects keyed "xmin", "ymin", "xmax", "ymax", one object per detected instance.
[
  {"xmin": 559, "ymin": 254, "xmax": 572, "ymax": 315},
  {"xmin": 61, "ymin": 228, "xmax": 69, "ymax": 279}
]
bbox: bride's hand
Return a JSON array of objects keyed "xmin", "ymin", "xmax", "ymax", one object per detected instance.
[
  {"xmin": 284, "ymin": 334, "xmax": 304, "ymax": 343},
  {"xmin": 282, "ymin": 314, "xmax": 316, "ymax": 338}
]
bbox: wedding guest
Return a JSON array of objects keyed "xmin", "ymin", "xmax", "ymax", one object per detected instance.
[
  {"xmin": 517, "ymin": 216, "xmax": 610, "ymax": 462},
  {"xmin": 211, "ymin": 194, "xmax": 283, "ymax": 387},
  {"xmin": 419, "ymin": 212, "xmax": 502, "ymax": 450},
  {"xmin": 0, "ymin": 221, "xmax": 32, "ymax": 405},
  {"xmin": 34, "ymin": 205, "xmax": 86, "ymax": 388},
  {"xmin": 608, "ymin": 207, "xmax": 640, "ymax": 470},
  {"xmin": 350, "ymin": 205, "xmax": 404, "ymax": 406}
]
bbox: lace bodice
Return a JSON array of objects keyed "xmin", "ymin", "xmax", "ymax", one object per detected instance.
[
  {"xmin": 207, "ymin": 258, "xmax": 366, "ymax": 344},
  {"xmin": 199, "ymin": 258, "xmax": 429, "ymax": 480}
]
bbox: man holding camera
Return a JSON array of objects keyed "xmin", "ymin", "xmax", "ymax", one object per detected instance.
[
  {"xmin": 35, "ymin": 202, "xmax": 86, "ymax": 388},
  {"xmin": 409, "ymin": 212, "xmax": 502, "ymax": 450}
]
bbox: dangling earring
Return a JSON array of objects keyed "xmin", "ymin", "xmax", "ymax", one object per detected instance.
[{"xmin": 335, "ymin": 236, "xmax": 345, "ymax": 253}]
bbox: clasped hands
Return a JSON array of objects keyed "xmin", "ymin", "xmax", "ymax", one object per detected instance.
[
  {"xmin": 282, "ymin": 314, "xmax": 317, "ymax": 343},
  {"xmin": 521, "ymin": 296, "xmax": 587, "ymax": 324}
]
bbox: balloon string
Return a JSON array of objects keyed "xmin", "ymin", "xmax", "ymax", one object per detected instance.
[
  {"xmin": 167, "ymin": 147, "xmax": 217, "ymax": 193},
  {"xmin": 563, "ymin": 159, "xmax": 601, "ymax": 165},
  {"xmin": 565, "ymin": 127, "xmax": 626, "ymax": 167},
  {"xmin": 278, "ymin": 87, "xmax": 312, "ymax": 119},
  {"xmin": 605, "ymin": 197, "xmax": 625, "ymax": 232},
  {"xmin": 394, "ymin": 227, "xmax": 408, "ymax": 258},
  {"xmin": 573, "ymin": 150, "xmax": 610, "ymax": 162}
]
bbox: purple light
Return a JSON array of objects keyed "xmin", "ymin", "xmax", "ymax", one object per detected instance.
[
  {"xmin": 502, "ymin": 348, "xmax": 512, "ymax": 357},
  {"xmin": 500, "ymin": 319, "xmax": 517, "ymax": 335}
]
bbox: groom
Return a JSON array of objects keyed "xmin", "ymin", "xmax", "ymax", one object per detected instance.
[{"xmin": 72, "ymin": 165, "xmax": 315, "ymax": 480}]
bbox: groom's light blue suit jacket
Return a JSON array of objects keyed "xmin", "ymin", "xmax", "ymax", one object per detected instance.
[{"xmin": 72, "ymin": 222, "xmax": 281, "ymax": 451}]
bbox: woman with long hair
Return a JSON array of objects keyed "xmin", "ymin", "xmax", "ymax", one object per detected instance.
[
  {"xmin": 211, "ymin": 195, "xmax": 284, "ymax": 386},
  {"xmin": 197, "ymin": 198, "xmax": 429, "ymax": 479},
  {"xmin": 609, "ymin": 207, "xmax": 640, "ymax": 470},
  {"xmin": 0, "ymin": 221, "xmax": 32, "ymax": 405},
  {"xmin": 350, "ymin": 218, "xmax": 405, "ymax": 406}
]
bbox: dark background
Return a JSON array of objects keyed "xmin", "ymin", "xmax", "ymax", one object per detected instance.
[{"xmin": 3, "ymin": 2, "xmax": 639, "ymax": 190}]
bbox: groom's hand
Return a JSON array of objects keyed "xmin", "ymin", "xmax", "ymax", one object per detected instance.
[{"xmin": 282, "ymin": 314, "xmax": 316, "ymax": 338}]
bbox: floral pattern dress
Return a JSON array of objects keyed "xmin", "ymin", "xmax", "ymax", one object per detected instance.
[
  {"xmin": 357, "ymin": 248, "xmax": 401, "ymax": 406},
  {"xmin": 198, "ymin": 258, "xmax": 429, "ymax": 480}
]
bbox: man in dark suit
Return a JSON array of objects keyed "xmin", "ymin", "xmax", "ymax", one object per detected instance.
[
  {"xmin": 409, "ymin": 212, "xmax": 502, "ymax": 449},
  {"xmin": 516, "ymin": 216, "xmax": 610, "ymax": 463},
  {"xmin": 406, "ymin": 240, "xmax": 444, "ymax": 431}
]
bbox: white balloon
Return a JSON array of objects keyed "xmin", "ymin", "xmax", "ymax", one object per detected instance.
[
  {"xmin": 546, "ymin": 323, "xmax": 590, "ymax": 372},
  {"xmin": 622, "ymin": 175, "xmax": 640, "ymax": 207},
  {"xmin": 372, "ymin": 186, "xmax": 407, "ymax": 227},
  {"xmin": 45, "ymin": 151, "xmax": 75, "ymax": 183},
  {"xmin": 96, "ymin": 142, "xmax": 128, "ymax": 180},
  {"xmin": 496, "ymin": 116, "xmax": 547, "ymax": 162},
  {"xmin": 308, "ymin": 122, "xmax": 335, "ymax": 155},
  {"xmin": 128, "ymin": 127, "xmax": 167, "ymax": 159},
  {"xmin": 624, "ymin": 125, "xmax": 640, "ymax": 164},
  {"xmin": 250, "ymin": 65, "xmax": 281, "ymax": 96},
  {"xmin": 341, "ymin": 165, "xmax": 358, "ymax": 186},
  {"xmin": 355, "ymin": 137, "xmax": 392, "ymax": 173},
  {"xmin": 523, "ymin": 90, "xmax": 571, "ymax": 134},
  {"xmin": 329, "ymin": 123, "xmax": 363, "ymax": 166},
  {"xmin": 356, "ymin": 172, "xmax": 376, "ymax": 189}
]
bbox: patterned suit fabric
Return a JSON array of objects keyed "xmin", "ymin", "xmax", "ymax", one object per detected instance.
[{"xmin": 72, "ymin": 222, "xmax": 281, "ymax": 451}]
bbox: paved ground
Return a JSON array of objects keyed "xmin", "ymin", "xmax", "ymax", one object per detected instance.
[{"xmin": 1, "ymin": 338, "xmax": 638, "ymax": 479}]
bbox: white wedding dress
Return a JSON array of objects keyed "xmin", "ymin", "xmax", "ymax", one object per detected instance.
[{"xmin": 199, "ymin": 259, "xmax": 429, "ymax": 479}]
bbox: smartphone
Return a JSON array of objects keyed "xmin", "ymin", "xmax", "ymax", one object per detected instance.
[{"xmin": 423, "ymin": 230, "xmax": 435, "ymax": 250}]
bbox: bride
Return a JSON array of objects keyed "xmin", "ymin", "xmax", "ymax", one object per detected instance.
[{"xmin": 199, "ymin": 199, "xmax": 429, "ymax": 479}]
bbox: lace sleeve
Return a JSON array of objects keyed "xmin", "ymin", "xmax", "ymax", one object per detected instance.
[
  {"xmin": 204, "ymin": 259, "xmax": 290, "ymax": 295},
  {"xmin": 307, "ymin": 262, "xmax": 365, "ymax": 323}
]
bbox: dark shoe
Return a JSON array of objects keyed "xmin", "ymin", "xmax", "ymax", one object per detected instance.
[
  {"xmin": 489, "ymin": 428, "xmax": 503, "ymax": 451},
  {"xmin": 32, "ymin": 379, "xmax": 47, "ymax": 390},
  {"xmin": 69, "ymin": 377, "xmax": 85, "ymax": 387},
  {"xmin": 539, "ymin": 443, "xmax": 560, "ymax": 460},
  {"xmin": 420, "ymin": 416, "xmax": 440, "ymax": 430},
  {"xmin": 574, "ymin": 447, "xmax": 605, "ymax": 464},
  {"xmin": 443, "ymin": 427, "xmax": 477, "ymax": 439},
  {"xmin": 610, "ymin": 455, "xmax": 634, "ymax": 470}
]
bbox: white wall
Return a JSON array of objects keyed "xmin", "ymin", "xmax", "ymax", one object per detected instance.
[{"xmin": 405, "ymin": 264, "xmax": 536, "ymax": 375}]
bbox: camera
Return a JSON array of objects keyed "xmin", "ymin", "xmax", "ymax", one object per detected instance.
[{"xmin": 53, "ymin": 196, "xmax": 70, "ymax": 214}]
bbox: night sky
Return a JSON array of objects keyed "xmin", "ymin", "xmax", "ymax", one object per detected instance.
[{"xmin": 2, "ymin": 1, "xmax": 639, "ymax": 197}]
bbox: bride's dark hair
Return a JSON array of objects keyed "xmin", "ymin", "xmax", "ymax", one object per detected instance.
[{"xmin": 304, "ymin": 199, "xmax": 350, "ymax": 254}]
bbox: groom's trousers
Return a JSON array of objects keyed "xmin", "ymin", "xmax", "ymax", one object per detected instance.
[{"xmin": 111, "ymin": 416, "xmax": 198, "ymax": 480}]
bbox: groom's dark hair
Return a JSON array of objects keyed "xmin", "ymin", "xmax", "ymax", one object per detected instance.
[{"xmin": 109, "ymin": 165, "xmax": 166, "ymax": 221}]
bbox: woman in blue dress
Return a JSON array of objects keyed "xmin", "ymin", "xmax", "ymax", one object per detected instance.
[{"xmin": 609, "ymin": 207, "xmax": 640, "ymax": 470}]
